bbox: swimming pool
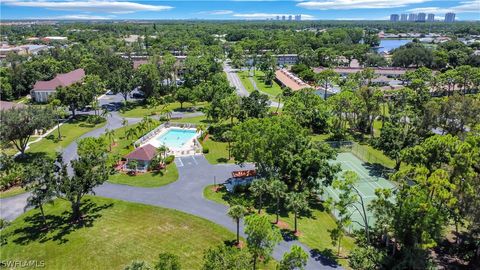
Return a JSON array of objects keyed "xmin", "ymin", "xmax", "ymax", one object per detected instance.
[{"xmin": 153, "ymin": 128, "xmax": 197, "ymax": 149}]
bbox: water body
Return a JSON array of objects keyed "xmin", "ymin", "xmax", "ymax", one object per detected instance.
[{"xmin": 376, "ymin": 39, "xmax": 412, "ymax": 53}]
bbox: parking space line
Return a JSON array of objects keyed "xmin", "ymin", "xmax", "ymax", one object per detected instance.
[
  {"xmin": 191, "ymin": 155, "xmax": 198, "ymax": 165},
  {"xmin": 175, "ymin": 158, "xmax": 184, "ymax": 167}
]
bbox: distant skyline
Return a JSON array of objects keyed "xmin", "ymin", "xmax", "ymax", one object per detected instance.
[{"xmin": 1, "ymin": 0, "xmax": 479, "ymax": 21}]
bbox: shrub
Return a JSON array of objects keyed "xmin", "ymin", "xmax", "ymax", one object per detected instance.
[
  {"xmin": 164, "ymin": 155, "xmax": 175, "ymax": 164},
  {"xmin": 202, "ymin": 147, "xmax": 209, "ymax": 154},
  {"xmin": 85, "ymin": 115, "xmax": 106, "ymax": 125}
]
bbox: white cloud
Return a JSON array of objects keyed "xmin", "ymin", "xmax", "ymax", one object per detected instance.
[
  {"xmin": 297, "ymin": 0, "xmax": 430, "ymax": 10},
  {"xmin": 407, "ymin": 0, "xmax": 480, "ymax": 14},
  {"xmin": 30, "ymin": 14, "xmax": 114, "ymax": 20},
  {"xmin": 199, "ymin": 10, "xmax": 234, "ymax": 15},
  {"xmin": 233, "ymin": 13, "xmax": 315, "ymax": 20},
  {"xmin": 6, "ymin": 0, "xmax": 173, "ymax": 14}
]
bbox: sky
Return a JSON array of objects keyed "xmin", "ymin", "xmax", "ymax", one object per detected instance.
[{"xmin": 1, "ymin": 0, "xmax": 479, "ymax": 21}]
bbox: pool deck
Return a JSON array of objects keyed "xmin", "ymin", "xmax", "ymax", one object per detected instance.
[{"xmin": 138, "ymin": 125, "xmax": 202, "ymax": 157}]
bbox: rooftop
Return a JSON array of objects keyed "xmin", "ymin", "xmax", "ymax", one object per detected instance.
[
  {"xmin": 125, "ymin": 144, "xmax": 158, "ymax": 161},
  {"xmin": 32, "ymin": 68, "xmax": 85, "ymax": 91}
]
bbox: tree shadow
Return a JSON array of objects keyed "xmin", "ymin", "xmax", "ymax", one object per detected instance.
[
  {"xmin": 14, "ymin": 152, "xmax": 49, "ymax": 164},
  {"xmin": 310, "ymin": 248, "xmax": 341, "ymax": 268},
  {"xmin": 363, "ymin": 162, "xmax": 392, "ymax": 178},
  {"xmin": 216, "ymin": 157, "xmax": 229, "ymax": 163},
  {"xmin": 280, "ymin": 229, "xmax": 298, "ymax": 242},
  {"xmin": 11, "ymin": 199, "xmax": 113, "ymax": 245}
]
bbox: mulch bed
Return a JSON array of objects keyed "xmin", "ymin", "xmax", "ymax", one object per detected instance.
[
  {"xmin": 210, "ymin": 185, "xmax": 222, "ymax": 192},
  {"xmin": 275, "ymin": 220, "xmax": 290, "ymax": 230}
]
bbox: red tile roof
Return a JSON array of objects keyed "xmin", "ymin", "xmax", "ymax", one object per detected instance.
[
  {"xmin": 32, "ymin": 68, "xmax": 85, "ymax": 91},
  {"xmin": 125, "ymin": 144, "xmax": 158, "ymax": 161},
  {"xmin": 275, "ymin": 69, "xmax": 309, "ymax": 91},
  {"xmin": 232, "ymin": 170, "xmax": 257, "ymax": 178},
  {"xmin": 133, "ymin": 60, "xmax": 148, "ymax": 69}
]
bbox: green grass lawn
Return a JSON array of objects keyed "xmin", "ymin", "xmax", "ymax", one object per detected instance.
[
  {"xmin": 0, "ymin": 196, "xmax": 275, "ymax": 269},
  {"xmin": 170, "ymin": 115, "xmax": 214, "ymax": 125},
  {"xmin": 238, "ymin": 71, "xmax": 255, "ymax": 93},
  {"xmin": 0, "ymin": 186, "xmax": 26, "ymax": 199},
  {"xmin": 310, "ymin": 134, "xmax": 331, "ymax": 142},
  {"xmin": 352, "ymin": 142, "xmax": 395, "ymax": 169},
  {"xmin": 1, "ymin": 137, "xmax": 38, "ymax": 156},
  {"xmin": 120, "ymin": 101, "xmax": 207, "ymax": 118},
  {"xmin": 201, "ymin": 137, "xmax": 234, "ymax": 165},
  {"xmin": 238, "ymin": 70, "xmax": 282, "ymax": 100},
  {"xmin": 27, "ymin": 117, "xmax": 105, "ymax": 158},
  {"xmin": 203, "ymin": 185, "xmax": 355, "ymax": 266},
  {"xmin": 108, "ymin": 163, "xmax": 178, "ymax": 187}
]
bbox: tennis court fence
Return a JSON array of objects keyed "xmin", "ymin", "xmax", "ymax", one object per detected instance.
[{"xmin": 325, "ymin": 140, "xmax": 395, "ymax": 178}]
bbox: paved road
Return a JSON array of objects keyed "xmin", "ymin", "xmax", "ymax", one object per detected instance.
[{"xmin": 224, "ymin": 63, "xmax": 250, "ymax": 97}]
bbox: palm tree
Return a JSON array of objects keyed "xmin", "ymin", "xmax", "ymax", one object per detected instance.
[
  {"xmin": 315, "ymin": 69, "xmax": 339, "ymax": 100},
  {"xmin": 136, "ymin": 122, "xmax": 147, "ymax": 136},
  {"xmin": 101, "ymin": 108, "xmax": 112, "ymax": 119},
  {"xmin": 286, "ymin": 192, "xmax": 309, "ymax": 234},
  {"xmin": 127, "ymin": 159, "xmax": 139, "ymax": 175},
  {"xmin": 269, "ymin": 179, "xmax": 287, "ymax": 224},
  {"xmin": 275, "ymin": 92, "xmax": 283, "ymax": 114},
  {"xmin": 142, "ymin": 116, "xmax": 155, "ymax": 130},
  {"xmin": 49, "ymin": 98, "xmax": 64, "ymax": 140},
  {"xmin": 160, "ymin": 105, "xmax": 173, "ymax": 121},
  {"xmin": 222, "ymin": 130, "xmax": 234, "ymax": 160},
  {"xmin": 249, "ymin": 179, "xmax": 270, "ymax": 214},
  {"xmin": 157, "ymin": 145, "xmax": 169, "ymax": 169},
  {"xmin": 227, "ymin": 205, "xmax": 247, "ymax": 245},
  {"xmin": 125, "ymin": 128, "xmax": 138, "ymax": 141},
  {"xmin": 122, "ymin": 118, "xmax": 129, "ymax": 129},
  {"xmin": 196, "ymin": 124, "xmax": 206, "ymax": 134},
  {"xmin": 104, "ymin": 128, "xmax": 116, "ymax": 151}
]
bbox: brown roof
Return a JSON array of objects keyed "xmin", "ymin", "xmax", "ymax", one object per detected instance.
[
  {"xmin": 32, "ymin": 68, "xmax": 85, "ymax": 91},
  {"xmin": 232, "ymin": 170, "xmax": 257, "ymax": 178},
  {"xmin": 133, "ymin": 60, "xmax": 148, "ymax": 69},
  {"xmin": 0, "ymin": 101, "xmax": 26, "ymax": 111},
  {"xmin": 275, "ymin": 69, "xmax": 309, "ymax": 91},
  {"xmin": 125, "ymin": 144, "xmax": 157, "ymax": 161}
]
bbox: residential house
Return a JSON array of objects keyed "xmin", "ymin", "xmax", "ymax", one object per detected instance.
[{"xmin": 31, "ymin": 68, "xmax": 85, "ymax": 103}]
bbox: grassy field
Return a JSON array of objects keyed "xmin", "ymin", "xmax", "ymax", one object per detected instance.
[
  {"xmin": 201, "ymin": 137, "xmax": 234, "ymax": 165},
  {"xmin": 27, "ymin": 117, "xmax": 105, "ymax": 158},
  {"xmin": 238, "ymin": 70, "xmax": 282, "ymax": 100},
  {"xmin": 0, "ymin": 196, "xmax": 277, "ymax": 270},
  {"xmin": 352, "ymin": 142, "xmax": 395, "ymax": 169},
  {"xmin": 171, "ymin": 115, "xmax": 213, "ymax": 125},
  {"xmin": 0, "ymin": 186, "xmax": 26, "ymax": 199},
  {"xmin": 108, "ymin": 163, "xmax": 178, "ymax": 187},
  {"xmin": 120, "ymin": 101, "xmax": 207, "ymax": 118},
  {"xmin": 203, "ymin": 185, "xmax": 355, "ymax": 266}
]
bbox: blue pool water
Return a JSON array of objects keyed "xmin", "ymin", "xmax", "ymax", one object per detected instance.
[{"xmin": 154, "ymin": 129, "xmax": 197, "ymax": 149}]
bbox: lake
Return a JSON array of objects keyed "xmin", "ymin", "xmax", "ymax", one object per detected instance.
[{"xmin": 377, "ymin": 39, "xmax": 412, "ymax": 53}]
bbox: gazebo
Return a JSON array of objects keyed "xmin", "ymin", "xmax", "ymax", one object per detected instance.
[{"xmin": 124, "ymin": 144, "xmax": 158, "ymax": 172}]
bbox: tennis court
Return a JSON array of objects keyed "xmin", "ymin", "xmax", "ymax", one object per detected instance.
[{"xmin": 324, "ymin": 152, "xmax": 397, "ymax": 231}]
